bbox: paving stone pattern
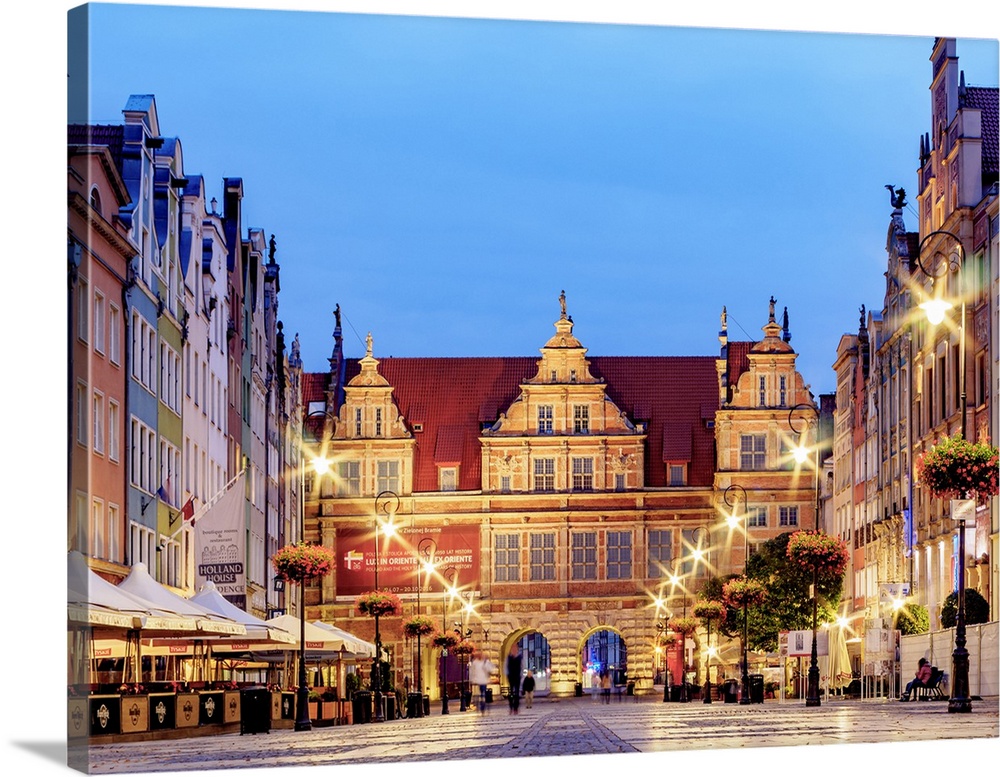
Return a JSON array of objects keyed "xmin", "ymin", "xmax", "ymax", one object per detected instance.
[{"xmin": 85, "ymin": 696, "xmax": 1000, "ymax": 774}]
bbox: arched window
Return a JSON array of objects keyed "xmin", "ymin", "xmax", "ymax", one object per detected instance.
[{"xmin": 89, "ymin": 186, "xmax": 103, "ymax": 216}]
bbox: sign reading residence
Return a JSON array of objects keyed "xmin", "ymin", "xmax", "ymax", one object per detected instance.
[
  {"xmin": 336, "ymin": 524, "xmax": 480, "ymax": 597},
  {"xmin": 194, "ymin": 473, "xmax": 247, "ymax": 607}
]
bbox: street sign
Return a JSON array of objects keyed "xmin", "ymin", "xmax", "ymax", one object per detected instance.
[{"xmin": 950, "ymin": 499, "xmax": 975, "ymax": 523}]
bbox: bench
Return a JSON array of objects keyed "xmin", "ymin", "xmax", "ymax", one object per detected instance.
[{"xmin": 914, "ymin": 667, "xmax": 946, "ymax": 701}]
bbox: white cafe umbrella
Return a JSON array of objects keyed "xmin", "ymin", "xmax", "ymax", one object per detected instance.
[{"xmin": 191, "ymin": 581, "xmax": 295, "ymax": 644}]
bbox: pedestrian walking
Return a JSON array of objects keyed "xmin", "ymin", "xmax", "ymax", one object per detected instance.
[
  {"xmin": 522, "ymin": 670, "xmax": 535, "ymax": 709},
  {"xmin": 600, "ymin": 669, "xmax": 612, "ymax": 704},
  {"xmin": 468, "ymin": 649, "xmax": 496, "ymax": 715},
  {"xmin": 506, "ymin": 644, "xmax": 522, "ymax": 714}
]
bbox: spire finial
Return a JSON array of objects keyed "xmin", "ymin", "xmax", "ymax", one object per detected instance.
[
  {"xmin": 559, "ymin": 290, "xmax": 567, "ymax": 319},
  {"xmin": 366, "ymin": 331, "xmax": 373, "ymax": 357},
  {"xmin": 768, "ymin": 296, "xmax": 776, "ymax": 323}
]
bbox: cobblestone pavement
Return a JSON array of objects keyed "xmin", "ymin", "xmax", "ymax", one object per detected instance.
[{"xmin": 85, "ymin": 695, "xmax": 999, "ymax": 774}]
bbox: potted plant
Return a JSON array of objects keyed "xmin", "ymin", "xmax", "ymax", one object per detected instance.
[
  {"xmin": 430, "ymin": 630, "xmax": 460, "ymax": 650},
  {"xmin": 355, "ymin": 590, "xmax": 403, "ymax": 618},
  {"xmin": 402, "ymin": 615, "xmax": 436, "ymax": 638},
  {"xmin": 916, "ymin": 435, "xmax": 999, "ymax": 502},
  {"xmin": 272, "ymin": 542, "xmax": 335, "ymax": 581},
  {"xmin": 786, "ymin": 530, "xmax": 849, "ymax": 577},
  {"xmin": 721, "ymin": 577, "xmax": 767, "ymax": 609}
]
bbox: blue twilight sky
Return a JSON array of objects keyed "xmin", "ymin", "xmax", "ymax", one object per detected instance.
[{"xmin": 71, "ymin": 3, "xmax": 998, "ymax": 396}]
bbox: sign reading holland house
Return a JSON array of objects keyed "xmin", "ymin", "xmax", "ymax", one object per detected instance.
[{"xmin": 193, "ymin": 471, "xmax": 248, "ymax": 608}]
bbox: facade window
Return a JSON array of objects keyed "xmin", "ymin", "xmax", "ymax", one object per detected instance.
[
  {"xmin": 748, "ymin": 506, "xmax": 767, "ymax": 527},
  {"xmin": 606, "ymin": 531, "xmax": 632, "ymax": 579},
  {"xmin": 500, "ymin": 475, "xmax": 511, "ymax": 494},
  {"xmin": 759, "ymin": 376, "xmax": 766, "ymax": 406},
  {"xmin": 668, "ymin": 464, "xmax": 685, "ymax": 486},
  {"xmin": 614, "ymin": 473, "xmax": 625, "ymax": 492},
  {"xmin": 337, "ymin": 461, "xmax": 361, "ymax": 495},
  {"xmin": 779, "ymin": 376, "xmax": 787, "ymax": 407},
  {"xmin": 573, "ymin": 405, "xmax": 589, "ymax": 434},
  {"xmin": 440, "ymin": 467, "xmax": 457, "ymax": 492},
  {"xmin": 529, "ymin": 532, "xmax": 556, "ymax": 581},
  {"xmin": 109, "ymin": 303, "xmax": 121, "ymax": 365},
  {"xmin": 375, "ymin": 407, "xmax": 383, "ymax": 437},
  {"xmin": 494, "ymin": 534, "xmax": 520, "ymax": 582},
  {"xmin": 681, "ymin": 528, "xmax": 707, "ymax": 577},
  {"xmin": 108, "ymin": 400, "xmax": 120, "ymax": 462},
  {"xmin": 129, "ymin": 521, "xmax": 156, "ymax": 568},
  {"xmin": 571, "ymin": 457, "xmax": 593, "ymax": 491},
  {"xmin": 740, "ymin": 434, "xmax": 766, "ymax": 470},
  {"xmin": 779, "ymin": 506, "xmax": 799, "ymax": 527},
  {"xmin": 534, "ymin": 458, "xmax": 555, "ymax": 492},
  {"xmin": 355, "ymin": 408, "xmax": 362, "ymax": 436},
  {"xmin": 647, "ymin": 529, "xmax": 672, "ymax": 578},
  {"xmin": 571, "ymin": 532, "xmax": 597, "ymax": 580},
  {"xmin": 94, "ymin": 291, "xmax": 106, "ymax": 355},
  {"xmin": 537, "ymin": 405, "xmax": 553, "ymax": 434},
  {"xmin": 377, "ymin": 460, "xmax": 399, "ymax": 493},
  {"xmin": 76, "ymin": 382, "xmax": 88, "ymax": 446},
  {"xmin": 92, "ymin": 498, "xmax": 105, "ymax": 559},
  {"xmin": 92, "ymin": 391, "xmax": 105, "ymax": 455},
  {"xmin": 108, "ymin": 504, "xmax": 121, "ymax": 563},
  {"xmin": 78, "ymin": 277, "xmax": 89, "ymax": 343}
]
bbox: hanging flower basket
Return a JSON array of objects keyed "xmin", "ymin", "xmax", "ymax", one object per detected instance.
[
  {"xmin": 916, "ymin": 435, "xmax": 999, "ymax": 503},
  {"xmin": 693, "ymin": 600, "xmax": 727, "ymax": 623},
  {"xmin": 722, "ymin": 577, "xmax": 767, "ymax": 609},
  {"xmin": 431, "ymin": 630, "xmax": 460, "ymax": 650},
  {"xmin": 667, "ymin": 616, "xmax": 699, "ymax": 635},
  {"xmin": 272, "ymin": 542, "xmax": 335, "ymax": 581},
  {"xmin": 452, "ymin": 639, "xmax": 476, "ymax": 657},
  {"xmin": 402, "ymin": 615, "xmax": 436, "ymax": 638},
  {"xmin": 656, "ymin": 632, "xmax": 678, "ymax": 648},
  {"xmin": 786, "ymin": 530, "xmax": 849, "ymax": 577},
  {"xmin": 355, "ymin": 590, "xmax": 403, "ymax": 618}
]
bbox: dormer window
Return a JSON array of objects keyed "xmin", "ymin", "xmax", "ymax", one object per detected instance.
[{"xmin": 439, "ymin": 467, "xmax": 457, "ymax": 492}]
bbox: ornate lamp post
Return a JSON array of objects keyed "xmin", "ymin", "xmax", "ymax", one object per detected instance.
[
  {"xmin": 371, "ymin": 490, "xmax": 399, "ymax": 722},
  {"xmin": 440, "ymin": 566, "xmax": 458, "ymax": 715},
  {"xmin": 453, "ymin": 597, "xmax": 474, "ymax": 712},
  {"xmin": 412, "ymin": 537, "xmax": 437, "ymax": 717},
  {"xmin": 914, "ymin": 230, "xmax": 971, "ymax": 713},
  {"xmin": 693, "ymin": 601, "xmax": 725, "ymax": 704},
  {"xmin": 724, "ymin": 484, "xmax": 752, "ymax": 705}
]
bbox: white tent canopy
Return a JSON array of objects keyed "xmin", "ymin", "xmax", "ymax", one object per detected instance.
[
  {"xmin": 67, "ymin": 550, "xmax": 198, "ymax": 632},
  {"xmin": 118, "ymin": 562, "xmax": 246, "ymax": 636},
  {"xmin": 312, "ymin": 620, "xmax": 376, "ymax": 657},
  {"xmin": 190, "ymin": 581, "xmax": 295, "ymax": 644}
]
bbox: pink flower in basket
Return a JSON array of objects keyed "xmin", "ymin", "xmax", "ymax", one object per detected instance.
[
  {"xmin": 272, "ymin": 542, "xmax": 335, "ymax": 581},
  {"xmin": 692, "ymin": 600, "xmax": 726, "ymax": 623},
  {"xmin": 355, "ymin": 590, "xmax": 403, "ymax": 617},
  {"xmin": 452, "ymin": 639, "xmax": 476, "ymax": 657},
  {"xmin": 402, "ymin": 616, "xmax": 436, "ymax": 638},
  {"xmin": 431, "ymin": 630, "xmax": 460, "ymax": 649},
  {"xmin": 667, "ymin": 616, "xmax": 699, "ymax": 635}
]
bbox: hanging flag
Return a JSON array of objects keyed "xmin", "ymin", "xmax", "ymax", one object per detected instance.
[
  {"xmin": 180, "ymin": 496, "xmax": 196, "ymax": 524},
  {"xmin": 156, "ymin": 477, "xmax": 174, "ymax": 507},
  {"xmin": 194, "ymin": 471, "xmax": 248, "ymax": 608}
]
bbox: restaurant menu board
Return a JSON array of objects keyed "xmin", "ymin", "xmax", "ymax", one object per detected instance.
[{"xmin": 335, "ymin": 524, "xmax": 479, "ymax": 597}]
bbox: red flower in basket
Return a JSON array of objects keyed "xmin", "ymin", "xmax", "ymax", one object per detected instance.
[
  {"xmin": 355, "ymin": 590, "xmax": 403, "ymax": 618},
  {"xmin": 403, "ymin": 616, "xmax": 436, "ymax": 638},
  {"xmin": 667, "ymin": 616, "xmax": 699, "ymax": 635},
  {"xmin": 692, "ymin": 600, "xmax": 726, "ymax": 623},
  {"xmin": 916, "ymin": 435, "xmax": 999, "ymax": 503},
  {"xmin": 722, "ymin": 577, "xmax": 767, "ymax": 609},
  {"xmin": 786, "ymin": 530, "xmax": 849, "ymax": 578},
  {"xmin": 272, "ymin": 542, "xmax": 335, "ymax": 581},
  {"xmin": 452, "ymin": 639, "xmax": 476, "ymax": 657},
  {"xmin": 431, "ymin": 630, "xmax": 460, "ymax": 650}
]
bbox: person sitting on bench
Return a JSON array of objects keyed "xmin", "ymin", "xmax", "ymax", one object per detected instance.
[{"xmin": 900, "ymin": 657, "xmax": 932, "ymax": 701}]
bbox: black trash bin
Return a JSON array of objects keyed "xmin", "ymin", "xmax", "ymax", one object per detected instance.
[
  {"xmin": 240, "ymin": 689, "xmax": 271, "ymax": 735},
  {"xmin": 384, "ymin": 694, "xmax": 395, "ymax": 721},
  {"xmin": 626, "ymin": 682, "xmax": 635, "ymax": 696},
  {"xmin": 749, "ymin": 674, "xmax": 765, "ymax": 704},
  {"xmin": 485, "ymin": 688, "xmax": 493, "ymax": 704},
  {"xmin": 670, "ymin": 685, "xmax": 682, "ymax": 702},
  {"xmin": 352, "ymin": 691, "xmax": 372, "ymax": 723},
  {"xmin": 574, "ymin": 682, "xmax": 583, "ymax": 697},
  {"xmin": 423, "ymin": 694, "xmax": 431, "ymax": 716},
  {"xmin": 723, "ymin": 680, "xmax": 739, "ymax": 704},
  {"xmin": 406, "ymin": 692, "xmax": 423, "ymax": 718}
]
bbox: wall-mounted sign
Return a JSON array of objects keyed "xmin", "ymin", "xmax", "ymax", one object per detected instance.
[{"xmin": 335, "ymin": 525, "xmax": 480, "ymax": 597}]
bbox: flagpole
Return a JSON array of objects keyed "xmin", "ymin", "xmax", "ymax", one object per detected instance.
[{"xmin": 164, "ymin": 464, "xmax": 249, "ymax": 544}]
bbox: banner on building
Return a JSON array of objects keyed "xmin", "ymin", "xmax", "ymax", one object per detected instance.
[
  {"xmin": 335, "ymin": 524, "xmax": 479, "ymax": 597},
  {"xmin": 193, "ymin": 471, "xmax": 247, "ymax": 608}
]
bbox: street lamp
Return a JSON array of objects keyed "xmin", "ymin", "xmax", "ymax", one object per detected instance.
[
  {"xmin": 440, "ymin": 566, "xmax": 458, "ymax": 715},
  {"xmin": 724, "ymin": 484, "xmax": 752, "ymax": 706},
  {"xmin": 453, "ymin": 596, "xmax": 474, "ymax": 711},
  {"xmin": 372, "ymin": 490, "xmax": 399, "ymax": 723},
  {"xmin": 788, "ymin": 403, "xmax": 822, "ymax": 707},
  {"xmin": 653, "ymin": 593, "xmax": 672, "ymax": 701},
  {"xmin": 914, "ymin": 229, "xmax": 971, "ymax": 714},
  {"xmin": 293, "ymin": 409, "xmax": 337, "ymax": 732},
  {"xmin": 414, "ymin": 537, "xmax": 437, "ymax": 718}
]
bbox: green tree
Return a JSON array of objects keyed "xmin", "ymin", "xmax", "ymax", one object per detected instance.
[
  {"xmin": 939, "ymin": 589, "xmax": 990, "ymax": 627},
  {"xmin": 894, "ymin": 604, "xmax": 930, "ymax": 635},
  {"xmin": 741, "ymin": 532, "xmax": 845, "ymax": 652}
]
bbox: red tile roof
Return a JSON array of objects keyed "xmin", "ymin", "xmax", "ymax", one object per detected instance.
[{"xmin": 310, "ymin": 353, "xmax": 723, "ymax": 491}]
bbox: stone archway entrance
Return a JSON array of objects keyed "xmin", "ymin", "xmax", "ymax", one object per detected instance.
[
  {"xmin": 502, "ymin": 630, "xmax": 553, "ymax": 697},
  {"xmin": 580, "ymin": 628, "xmax": 628, "ymax": 694}
]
